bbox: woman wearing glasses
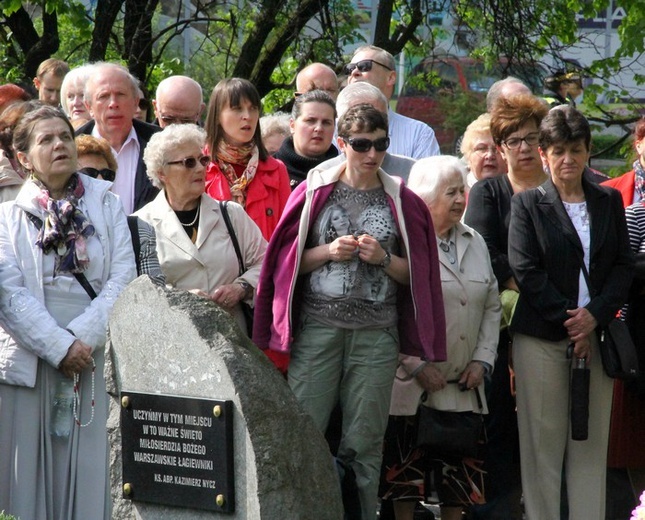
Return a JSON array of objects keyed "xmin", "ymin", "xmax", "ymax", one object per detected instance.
[
  {"xmin": 274, "ymin": 89, "xmax": 339, "ymax": 189},
  {"xmin": 254, "ymin": 104, "xmax": 446, "ymax": 520},
  {"xmin": 204, "ymin": 78, "xmax": 290, "ymax": 240},
  {"xmin": 463, "ymin": 93, "xmax": 549, "ymax": 519},
  {"xmin": 508, "ymin": 106, "xmax": 632, "ymax": 519},
  {"xmin": 135, "ymin": 124, "xmax": 267, "ymax": 335}
]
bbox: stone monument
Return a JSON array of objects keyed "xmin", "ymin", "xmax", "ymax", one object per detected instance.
[{"xmin": 106, "ymin": 277, "xmax": 344, "ymax": 519}]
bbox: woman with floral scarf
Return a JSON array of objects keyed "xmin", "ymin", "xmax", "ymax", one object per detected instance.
[
  {"xmin": 204, "ymin": 78, "xmax": 291, "ymax": 240},
  {"xmin": 0, "ymin": 105, "xmax": 136, "ymax": 519}
]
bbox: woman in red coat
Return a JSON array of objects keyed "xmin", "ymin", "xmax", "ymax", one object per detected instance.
[{"xmin": 204, "ymin": 78, "xmax": 290, "ymax": 240}]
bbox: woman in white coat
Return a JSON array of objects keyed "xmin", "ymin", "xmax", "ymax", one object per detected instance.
[
  {"xmin": 135, "ymin": 124, "xmax": 266, "ymax": 335},
  {"xmin": 0, "ymin": 106, "xmax": 136, "ymax": 519},
  {"xmin": 379, "ymin": 155, "xmax": 501, "ymax": 520}
]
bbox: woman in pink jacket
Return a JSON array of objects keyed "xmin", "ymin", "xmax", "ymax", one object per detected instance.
[{"xmin": 204, "ymin": 78, "xmax": 290, "ymax": 240}]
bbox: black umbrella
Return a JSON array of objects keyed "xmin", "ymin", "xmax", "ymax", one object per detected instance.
[{"xmin": 570, "ymin": 356, "xmax": 590, "ymax": 441}]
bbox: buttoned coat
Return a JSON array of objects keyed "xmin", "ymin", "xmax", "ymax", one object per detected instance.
[{"xmin": 390, "ymin": 222, "xmax": 500, "ymax": 415}]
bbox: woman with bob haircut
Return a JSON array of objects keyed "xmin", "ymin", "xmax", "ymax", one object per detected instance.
[{"xmin": 203, "ymin": 78, "xmax": 290, "ymax": 240}]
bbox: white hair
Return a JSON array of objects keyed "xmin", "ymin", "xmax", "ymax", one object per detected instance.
[
  {"xmin": 336, "ymin": 82, "xmax": 388, "ymax": 119},
  {"xmin": 407, "ymin": 155, "xmax": 468, "ymax": 204},
  {"xmin": 60, "ymin": 64, "xmax": 95, "ymax": 116}
]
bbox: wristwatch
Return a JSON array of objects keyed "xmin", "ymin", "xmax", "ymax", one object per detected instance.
[
  {"xmin": 379, "ymin": 250, "xmax": 392, "ymax": 269},
  {"xmin": 236, "ymin": 281, "xmax": 252, "ymax": 299}
]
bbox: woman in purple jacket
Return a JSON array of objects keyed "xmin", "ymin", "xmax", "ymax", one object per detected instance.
[{"xmin": 253, "ymin": 104, "xmax": 446, "ymax": 520}]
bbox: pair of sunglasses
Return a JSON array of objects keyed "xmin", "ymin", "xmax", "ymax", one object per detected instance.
[
  {"xmin": 165, "ymin": 155, "xmax": 211, "ymax": 169},
  {"xmin": 343, "ymin": 59, "xmax": 393, "ymax": 75},
  {"xmin": 79, "ymin": 167, "xmax": 116, "ymax": 182},
  {"xmin": 342, "ymin": 136, "xmax": 390, "ymax": 153}
]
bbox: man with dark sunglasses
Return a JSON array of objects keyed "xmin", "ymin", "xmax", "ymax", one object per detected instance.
[{"xmin": 345, "ymin": 45, "xmax": 439, "ymax": 160}]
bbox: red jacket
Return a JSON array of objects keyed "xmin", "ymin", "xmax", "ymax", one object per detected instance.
[
  {"xmin": 602, "ymin": 170, "xmax": 635, "ymax": 208},
  {"xmin": 205, "ymin": 156, "xmax": 291, "ymax": 240}
]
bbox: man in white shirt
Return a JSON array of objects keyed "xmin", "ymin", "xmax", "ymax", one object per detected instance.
[
  {"xmin": 345, "ymin": 45, "xmax": 439, "ymax": 159},
  {"xmin": 153, "ymin": 75, "xmax": 205, "ymax": 128},
  {"xmin": 76, "ymin": 62, "xmax": 161, "ymax": 213}
]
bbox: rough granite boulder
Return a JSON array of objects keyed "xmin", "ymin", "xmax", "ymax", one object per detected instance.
[{"xmin": 106, "ymin": 276, "xmax": 343, "ymax": 519}]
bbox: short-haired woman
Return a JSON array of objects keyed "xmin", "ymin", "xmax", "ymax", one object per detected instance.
[
  {"xmin": 380, "ymin": 155, "xmax": 500, "ymax": 520},
  {"xmin": 254, "ymin": 104, "xmax": 446, "ymax": 520},
  {"xmin": 460, "ymin": 113, "xmax": 506, "ymax": 190},
  {"xmin": 508, "ymin": 106, "xmax": 633, "ymax": 519},
  {"xmin": 136, "ymin": 123, "xmax": 267, "ymax": 335}
]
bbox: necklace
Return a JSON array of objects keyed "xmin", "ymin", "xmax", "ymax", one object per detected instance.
[
  {"xmin": 73, "ymin": 357, "xmax": 95, "ymax": 428},
  {"xmin": 179, "ymin": 204, "xmax": 200, "ymax": 227}
]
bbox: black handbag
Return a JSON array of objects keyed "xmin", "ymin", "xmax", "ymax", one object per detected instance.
[
  {"xmin": 414, "ymin": 382, "xmax": 485, "ymax": 459},
  {"xmin": 218, "ymin": 201, "xmax": 254, "ymax": 337},
  {"xmin": 577, "ymin": 259, "xmax": 640, "ymax": 380},
  {"xmin": 599, "ymin": 318, "xmax": 640, "ymax": 380}
]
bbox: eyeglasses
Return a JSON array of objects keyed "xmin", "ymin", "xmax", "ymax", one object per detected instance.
[
  {"xmin": 159, "ymin": 114, "xmax": 199, "ymax": 125},
  {"xmin": 503, "ymin": 133, "xmax": 539, "ymax": 150},
  {"xmin": 473, "ymin": 145, "xmax": 499, "ymax": 155},
  {"xmin": 79, "ymin": 167, "xmax": 116, "ymax": 182},
  {"xmin": 165, "ymin": 155, "xmax": 211, "ymax": 169},
  {"xmin": 342, "ymin": 136, "xmax": 390, "ymax": 153},
  {"xmin": 343, "ymin": 59, "xmax": 393, "ymax": 75}
]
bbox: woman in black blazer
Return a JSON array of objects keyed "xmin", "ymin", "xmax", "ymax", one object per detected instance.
[{"xmin": 508, "ymin": 106, "xmax": 633, "ymax": 520}]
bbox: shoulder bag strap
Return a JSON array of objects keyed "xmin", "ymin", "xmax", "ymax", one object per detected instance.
[
  {"xmin": 23, "ymin": 209, "xmax": 98, "ymax": 300},
  {"xmin": 127, "ymin": 215, "xmax": 141, "ymax": 271},
  {"xmin": 218, "ymin": 201, "xmax": 245, "ymax": 277}
]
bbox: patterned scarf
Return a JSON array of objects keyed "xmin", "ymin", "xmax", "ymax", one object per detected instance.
[
  {"xmin": 216, "ymin": 140, "xmax": 259, "ymax": 207},
  {"xmin": 31, "ymin": 173, "xmax": 95, "ymax": 274},
  {"xmin": 634, "ymin": 159, "xmax": 645, "ymax": 202}
]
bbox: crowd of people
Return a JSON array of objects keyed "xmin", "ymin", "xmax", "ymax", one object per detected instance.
[{"xmin": 0, "ymin": 48, "xmax": 643, "ymax": 520}]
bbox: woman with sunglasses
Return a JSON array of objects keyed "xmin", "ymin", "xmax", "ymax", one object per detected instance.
[
  {"xmin": 254, "ymin": 104, "xmax": 446, "ymax": 520},
  {"xmin": 75, "ymin": 134, "xmax": 166, "ymax": 286},
  {"xmin": 135, "ymin": 124, "xmax": 267, "ymax": 335},
  {"xmin": 274, "ymin": 89, "xmax": 338, "ymax": 190},
  {"xmin": 204, "ymin": 78, "xmax": 290, "ymax": 240},
  {"xmin": 463, "ymin": 93, "xmax": 549, "ymax": 519}
]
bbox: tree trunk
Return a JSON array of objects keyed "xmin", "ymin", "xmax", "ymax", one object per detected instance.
[{"xmin": 90, "ymin": 0, "xmax": 125, "ymax": 62}]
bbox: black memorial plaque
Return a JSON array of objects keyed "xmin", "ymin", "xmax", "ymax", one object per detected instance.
[{"xmin": 121, "ymin": 391, "xmax": 234, "ymax": 513}]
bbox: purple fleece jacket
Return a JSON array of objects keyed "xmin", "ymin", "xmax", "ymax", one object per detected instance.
[{"xmin": 252, "ymin": 169, "xmax": 447, "ymax": 362}]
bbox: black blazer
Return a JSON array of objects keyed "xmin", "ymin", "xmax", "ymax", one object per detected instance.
[
  {"xmin": 509, "ymin": 177, "xmax": 633, "ymax": 341},
  {"xmin": 75, "ymin": 118, "xmax": 162, "ymax": 212}
]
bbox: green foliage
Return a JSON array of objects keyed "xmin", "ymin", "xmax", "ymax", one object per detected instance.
[
  {"xmin": 0, "ymin": 511, "xmax": 19, "ymax": 520},
  {"xmin": 437, "ymin": 88, "xmax": 486, "ymax": 135}
]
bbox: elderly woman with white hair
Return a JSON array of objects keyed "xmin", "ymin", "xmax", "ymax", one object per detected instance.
[
  {"xmin": 60, "ymin": 64, "xmax": 93, "ymax": 128},
  {"xmin": 379, "ymin": 155, "xmax": 501, "ymax": 520},
  {"xmin": 134, "ymin": 124, "xmax": 267, "ymax": 335},
  {"xmin": 460, "ymin": 113, "xmax": 507, "ymax": 190}
]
